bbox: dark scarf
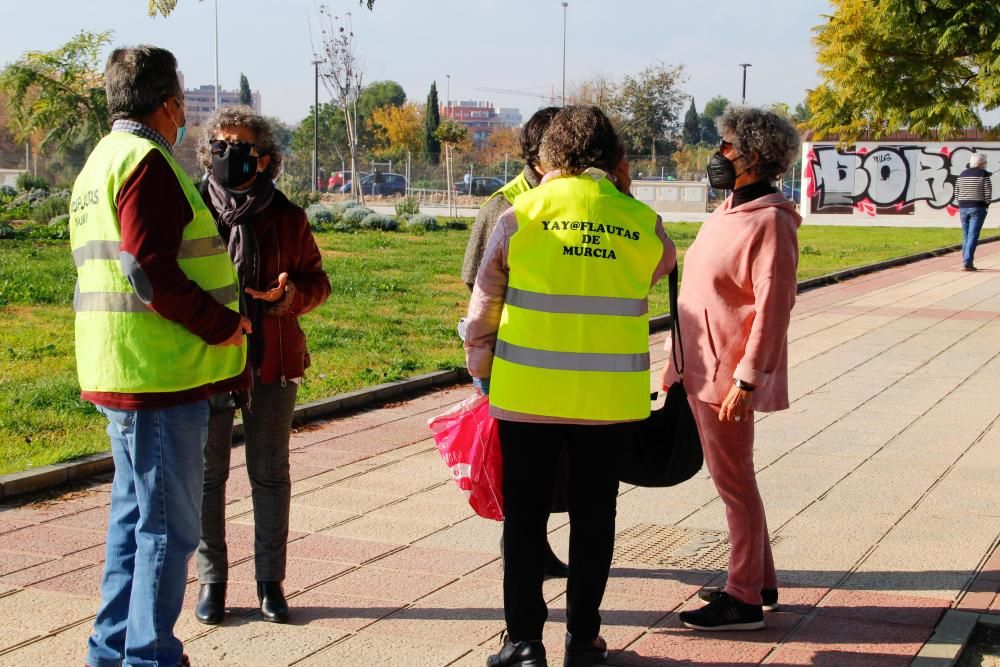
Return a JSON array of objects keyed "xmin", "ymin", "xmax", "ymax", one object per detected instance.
[
  {"xmin": 732, "ymin": 179, "xmax": 777, "ymax": 208},
  {"xmin": 206, "ymin": 174, "xmax": 275, "ymax": 373}
]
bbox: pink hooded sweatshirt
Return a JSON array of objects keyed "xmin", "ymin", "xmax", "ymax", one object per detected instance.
[{"xmin": 663, "ymin": 192, "xmax": 801, "ymax": 412}]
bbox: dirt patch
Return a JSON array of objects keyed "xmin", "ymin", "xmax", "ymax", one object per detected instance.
[{"xmin": 958, "ymin": 623, "xmax": 1000, "ymax": 667}]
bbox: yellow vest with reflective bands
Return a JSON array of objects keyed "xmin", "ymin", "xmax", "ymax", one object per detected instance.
[
  {"xmin": 69, "ymin": 131, "xmax": 246, "ymax": 393},
  {"xmin": 489, "ymin": 171, "xmax": 662, "ymax": 422}
]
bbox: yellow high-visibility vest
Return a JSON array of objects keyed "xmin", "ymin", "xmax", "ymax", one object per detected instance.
[
  {"xmin": 484, "ymin": 170, "xmax": 532, "ymax": 207},
  {"xmin": 70, "ymin": 131, "xmax": 246, "ymax": 393},
  {"xmin": 489, "ymin": 170, "xmax": 662, "ymax": 422}
]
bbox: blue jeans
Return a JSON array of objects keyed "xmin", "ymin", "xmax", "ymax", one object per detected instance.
[
  {"xmin": 960, "ymin": 206, "xmax": 988, "ymax": 266},
  {"xmin": 86, "ymin": 401, "xmax": 209, "ymax": 667}
]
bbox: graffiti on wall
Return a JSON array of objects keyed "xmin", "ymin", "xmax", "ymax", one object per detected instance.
[{"xmin": 806, "ymin": 145, "xmax": 1000, "ymax": 216}]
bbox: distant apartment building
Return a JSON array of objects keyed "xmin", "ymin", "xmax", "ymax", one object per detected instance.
[
  {"xmin": 441, "ymin": 100, "xmax": 503, "ymax": 146},
  {"xmin": 182, "ymin": 81, "xmax": 262, "ymax": 126},
  {"xmin": 498, "ymin": 107, "xmax": 523, "ymax": 128}
]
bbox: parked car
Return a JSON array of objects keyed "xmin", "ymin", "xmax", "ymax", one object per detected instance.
[
  {"xmin": 782, "ymin": 180, "xmax": 801, "ymax": 203},
  {"xmin": 327, "ymin": 170, "xmax": 369, "ymax": 191},
  {"xmin": 342, "ymin": 172, "xmax": 407, "ymax": 196},
  {"xmin": 454, "ymin": 176, "xmax": 505, "ymax": 196}
]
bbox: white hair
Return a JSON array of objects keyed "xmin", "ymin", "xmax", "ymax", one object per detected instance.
[{"xmin": 969, "ymin": 152, "xmax": 987, "ymax": 168}]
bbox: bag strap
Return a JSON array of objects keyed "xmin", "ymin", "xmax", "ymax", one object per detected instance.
[{"xmin": 668, "ymin": 265, "xmax": 685, "ymax": 377}]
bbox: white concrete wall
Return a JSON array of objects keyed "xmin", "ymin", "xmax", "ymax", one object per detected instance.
[
  {"xmin": 802, "ymin": 141, "xmax": 1000, "ymax": 224},
  {"xmin": 631, "ymin": 180, "xmax": 708, "ymax": 214}
]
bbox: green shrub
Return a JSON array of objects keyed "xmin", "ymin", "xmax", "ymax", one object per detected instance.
[
  {"xmin": 21, "ymin": 222, "xmax": 69, "ymax": 240},
  {"xmin": 286, "ymin": 190, "xmax": 320, "ymax": 209},
  {"xmin": 360, "ymin": 212, "xmax": 399, "ymax": 231},
  {"xmin": 329, "ymin": 199, "xmax": 362, "ymax": 220},
  {"xmin": 0, "ymin": 224, "xmax": 15, "ymax": 239},
  {"xmin": 404, "ymin": 214, "xmax": 439, "ymax": 231},
  {"xmin": 1, "ymin": 189, "xmax": 47, "ymax": 222},
  {"xmin": 342, "ymin": 206, "xmax": 374, "ymax": 227},
  {"xmin": 394, "ymin": 196, "xmax": 420, "ymax": 217},
  {"xmin": 444, "ymin": 219, "xmax": 469, "ymax": 230},
  {"xmin": 305, "ymin": 203, "xmax": 333, "ymax": 231},
  {"xmin": 29, "ymin": 195, "xmax": 69, "ymax": 224},
  {"xmin": 16, "ymin": 173, "xmax": 48, "ymax": 192},
  {"xmin": 49, "ymin": 213, "xmax": 70, "ymax": 227},
  {"xmin": 332, "ymin": 218, "xmax": 360, "ymax": 233}
]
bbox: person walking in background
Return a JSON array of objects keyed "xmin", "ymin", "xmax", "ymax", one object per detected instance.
[
  {"xmin": 663, "ymin": 106, "xmax": 801, "ymax": 631},
  {"xmin": 465, "ymin": 106, "xmax": 676, "ymax": 667},
  {"xmin": 71, "ymin": 45, "xmax": 249, "ymax": 667},
  {"xmin": 193, "ymin": 106, "xmax": 331, "ymax": 626},
  {"xmin": 956, "ymin": 152, "xmax": 993, "ymax": 271}
]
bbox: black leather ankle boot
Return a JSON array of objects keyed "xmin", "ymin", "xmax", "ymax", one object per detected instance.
[
  {"xmin": 257, "ymin": 581, "xmax": 289, "ymax": 623},
  {"xmin": 194, "ymin": 582, "xmax": 226, "ymax": 625}
]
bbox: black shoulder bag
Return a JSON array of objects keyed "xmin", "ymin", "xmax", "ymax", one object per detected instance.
[{"xmin": 617, "ymin": 266, "xmax": 704, "ymax": 487}]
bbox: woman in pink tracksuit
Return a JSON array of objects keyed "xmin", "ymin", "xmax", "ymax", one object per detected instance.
[{"xmin": 663, "ymin": 106, "xmax": 801, "ymax": 631}]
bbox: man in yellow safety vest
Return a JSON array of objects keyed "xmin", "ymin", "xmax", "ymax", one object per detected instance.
[{"xmin": 72, "ymin": 45, "xmax": 249, "ymax": 667}]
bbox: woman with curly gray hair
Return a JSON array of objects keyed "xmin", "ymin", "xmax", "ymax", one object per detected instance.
[
  {"xmin": 193, "ymin": 105, "xmax": 330, "ymax": 626},
  {"xmin": 464, "ymin": 105, "xmax": 677, "ymax": 666},
  {"xmin": 662, "ymin": 106, "xmax": 801, "ymax": 631}
]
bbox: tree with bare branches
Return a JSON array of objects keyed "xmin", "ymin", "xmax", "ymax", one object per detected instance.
[
  {"xmin": 147, "ymin": 0, "xmax": 375, "ymax": 17},
  {"xmin": 315, "ymin": 7, "xmax": 366, "ymax": 203}
]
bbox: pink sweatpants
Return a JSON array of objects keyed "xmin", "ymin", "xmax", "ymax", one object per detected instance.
[{"xmin": 689, "ymin": 397, "xmax": 777, "ymax": 606}]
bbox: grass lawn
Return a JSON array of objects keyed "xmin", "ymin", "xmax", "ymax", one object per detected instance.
[{"xmin": 0, "ymin": 222, "xmax": 972, "ymax": 475}]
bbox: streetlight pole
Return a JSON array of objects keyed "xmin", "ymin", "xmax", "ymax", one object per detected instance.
[
  {"xmin": 561, "ymin": 2, "xmax": 568, "ymax": 106},
  {"xmin": 312, "ymin": 59, "xmax": 321, "ymax": 193},
  {"xmin": 739, "ymin": 63, "xmax": 751, "ymax": 105},
  {"xmin": 446, "ymin": 74, "xmax": 451, "ymax": 109},
  {"xmin": 214, "ymin": 0, "xmax": 220, "ymax": 109}
]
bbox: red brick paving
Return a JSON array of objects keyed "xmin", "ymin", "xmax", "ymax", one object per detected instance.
[
  {"xmin": 815, "ymin": 589, "xmax": 949, "ymax": 627},
  {"xmin": 0, "ymin": 524, "xmax": 105, "ymax": 557},
  {"xmin": 4, "ymin": 244, "xmax": 1000, "ymax": 664},
  {"xmin": 778, "ymin": 614, "xmax": 934, "ymax": 657},
  {"xmin": 285, "ymin": 533, "xmax": 403, "ymax": 565}
]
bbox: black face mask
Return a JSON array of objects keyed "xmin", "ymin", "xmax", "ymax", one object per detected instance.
[
  {"xmin": 707, "ymin": 151, "xmax": 737, "ymax": 190},
  {"xmin": 211, "ymin": 141, "xmax": 259, "ymax": 189}
]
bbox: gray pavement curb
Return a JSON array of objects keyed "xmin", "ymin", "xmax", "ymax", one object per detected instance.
[
  {"xmin": 911, "ymin": 609, "xmax": 981, "ymax": 666},
  {"xmin": 0, "ymin": 369, "xmax": 470, "ymax": 501},
  {"xmin": 3, "ymin": 235, "xmax": 996, "ymax": 501}
]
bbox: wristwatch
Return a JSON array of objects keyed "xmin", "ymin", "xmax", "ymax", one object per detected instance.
[{"xmin": 734, "ymin": 378, "xmax": 755, "ymax": 392}]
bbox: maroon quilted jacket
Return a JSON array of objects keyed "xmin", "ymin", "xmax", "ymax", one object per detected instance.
[{"xmin": 201, "ymin": 184, "xmax": 331, "ymax": 385}]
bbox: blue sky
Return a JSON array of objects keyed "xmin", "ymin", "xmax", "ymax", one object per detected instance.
[{"xmin": 3, "ymin": 0, "xmax": 834, "ymax": 124}]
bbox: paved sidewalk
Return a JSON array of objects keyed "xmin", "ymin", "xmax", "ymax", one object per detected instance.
[{"xmin": 2, "ymin": 245, "xmax": 1000, "ymax": 665}]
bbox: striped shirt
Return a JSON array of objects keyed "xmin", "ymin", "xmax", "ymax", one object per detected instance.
[{"xmin": 955, "ymin": 167, "xmax": 993, "ymax": 208}]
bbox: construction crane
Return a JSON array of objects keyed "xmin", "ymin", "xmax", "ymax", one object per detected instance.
[{"xmin": 476, "ymin": 86, "xmax": 562, "ymax": 106}]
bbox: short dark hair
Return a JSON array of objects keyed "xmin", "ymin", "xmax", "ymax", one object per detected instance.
[
  {"xmin": 105, "ymin": 46, "xmax": 181, "ymax": 122},
  {"xmin": 538, "ymin": 106, "xmax": 624, "ymax": 176},
  {"xmin": 519, "ymin": 107, "xmax": 560, "ymax": 167}
]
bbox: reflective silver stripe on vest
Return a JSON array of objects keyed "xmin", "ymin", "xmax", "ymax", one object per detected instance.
[
  {"xmin": 73, "ymin": 237, "xmax": 227, "ymax": 267},
  {"xmin": 495, "ymin": 340, "xmax": 650, "ymax": 373},
  {"xmin": 74, "ymin": 284, "xmax": 239, "ymax": 312},
  {"xmin": 505, "ymin": 287, "xmax": 648, "ymax": 317}
]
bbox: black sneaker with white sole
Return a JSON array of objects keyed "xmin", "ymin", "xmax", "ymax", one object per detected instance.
[
  {"xmin": 698, "ymin": 586, "xmax": 779, "ymax": 611},
  {"xmin": 679, "ymin": 591, "xmax": 765, "ymax": 631}
]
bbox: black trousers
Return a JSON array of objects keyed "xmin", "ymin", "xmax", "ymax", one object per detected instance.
[{"xmin": 498, "ymin": 419, "xmax": 625, "ymax": 642}]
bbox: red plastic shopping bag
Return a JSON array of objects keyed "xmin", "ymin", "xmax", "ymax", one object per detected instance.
[{"xmin": 427, "ymin": 393, "xmax": 504, "ymax": 521}]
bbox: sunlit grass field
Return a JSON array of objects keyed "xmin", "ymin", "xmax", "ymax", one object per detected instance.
[{"xmin": 0, "ymin": 222, "xmax": 970, "ymax": 474}]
